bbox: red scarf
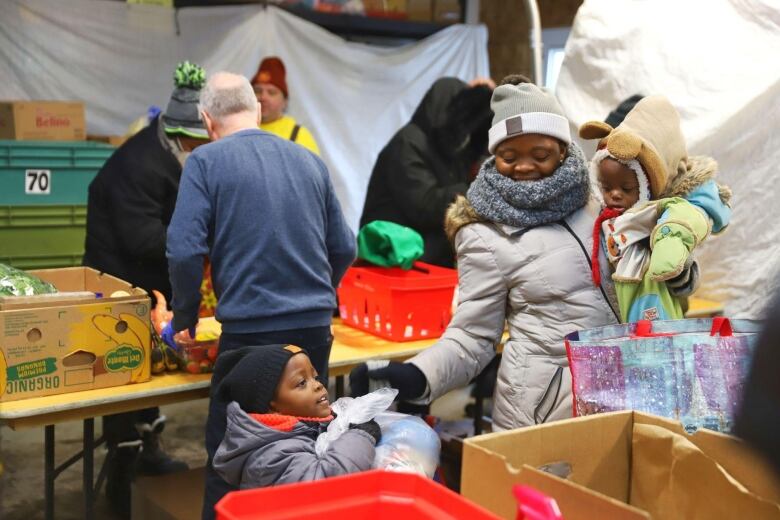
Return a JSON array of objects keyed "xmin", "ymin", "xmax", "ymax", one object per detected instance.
[{"xmin": 591, "ymin": 207, "xmax": 624, "ymax": 286}]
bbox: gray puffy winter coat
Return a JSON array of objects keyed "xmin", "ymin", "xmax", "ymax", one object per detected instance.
[
  {"xmin": 408, "ymin": 196, "xmax": 620, "ymax": 430},
  {"xmin": 213, "ymin": 402, "xmax": 377, "ymax": 489}
]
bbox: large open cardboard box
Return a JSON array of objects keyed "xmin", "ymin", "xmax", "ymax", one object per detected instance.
[
  {"xmin": 0, "ymin": 267, "xmax": 151, "ymax": 402},
  {"xmin": 462, "ymin": 411, "xmax": 780, "ymax": 519}
]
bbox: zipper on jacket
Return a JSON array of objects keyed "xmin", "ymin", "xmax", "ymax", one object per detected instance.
[{"xmin": 558, "ymin": 221, "xmax": 621, "ymax": 323}]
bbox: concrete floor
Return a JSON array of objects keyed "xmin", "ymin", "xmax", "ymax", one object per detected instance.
[
  {"xmin": 0, "ymin": 398, "xmax": 210, "ymax": 520},
  {"xmin": 0, "ymin": 381, "xmax": 476, "ymax": 520}
]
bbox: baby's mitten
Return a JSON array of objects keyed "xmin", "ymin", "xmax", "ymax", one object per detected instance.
[{"xmin": 649, "ymin": 198, "xmax": 709, "ymax": 282}]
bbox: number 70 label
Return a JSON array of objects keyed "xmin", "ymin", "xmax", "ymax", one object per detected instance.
[{"xmin": 25, "ymin": 169, "xmax": 51, "ymax": 194}]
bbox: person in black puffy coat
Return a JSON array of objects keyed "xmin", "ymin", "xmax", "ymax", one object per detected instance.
[{"xmin": 360, "ymin": 77, "xmax": 494, "ymax": 268}]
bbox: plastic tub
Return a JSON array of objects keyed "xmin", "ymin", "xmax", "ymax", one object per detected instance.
[{"xmin": 215, "ymin": 470, "xmax": 500, "ymax": 520}]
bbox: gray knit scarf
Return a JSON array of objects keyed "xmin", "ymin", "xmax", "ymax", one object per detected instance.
[{"xmin": 467, "ymin": 142, "xmax": 590, "ymax": 230}]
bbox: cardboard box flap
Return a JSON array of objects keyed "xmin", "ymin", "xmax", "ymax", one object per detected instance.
[
  {"xmin": 465, "ymin": 411, "xmax": 633, "ymax": 502},
  {"xmin": 29, "ymin": 267, "xmax": 147, "ymax": 296},
  {"xmin": 1, "ymin": 267, "xmax": 148, "ymax": 311},
  {"xmin": 630, "ymin": 422, "xmax": 780, "ymax": 519},
  {"xmin": 634, "ymin": 412, "xmax": 780, "ymax": 503}
]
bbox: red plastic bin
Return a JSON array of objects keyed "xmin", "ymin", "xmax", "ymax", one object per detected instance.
[
  {"xmin": 215, "ymin": 470, "xmax": 500, "ymax": 520},
  {"xmin": 337, "ymin": 261, "xmax": 458, "ymax": 341}
]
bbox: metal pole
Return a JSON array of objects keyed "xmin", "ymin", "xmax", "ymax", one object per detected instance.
[
  {"xmin": 83, "ymin": 419, "xmax": 95, "ymax": 520},
  {"xmin": 45, "ymin": 426, "xmax": 55, "ymax": 520},
  {"xmin": 523, "ymin": 0, "xmax": 544, "ymax": 86}
]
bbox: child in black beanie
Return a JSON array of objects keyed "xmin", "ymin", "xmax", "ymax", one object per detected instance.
[{"xmin": 212, "ymin": 344, "xmax": 380, "ymax": 489}]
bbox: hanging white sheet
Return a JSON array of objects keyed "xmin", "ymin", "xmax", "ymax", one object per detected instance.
[
  {"xmin": 0, "ymin": 0, "xmax": 489, "ymax": 230},
  {"xmin": 555, "ymin": 0, "xmax": 780, "ymax": 317}
]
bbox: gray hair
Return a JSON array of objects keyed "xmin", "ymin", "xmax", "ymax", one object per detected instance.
[{"xmin": 199, "ymin": 72, "xmax": 257, "ymax": 121}]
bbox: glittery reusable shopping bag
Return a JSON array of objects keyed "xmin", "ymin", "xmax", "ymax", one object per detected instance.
[{"xmin": 565, "ymin": 318, "xmax": 761, "ymax": 433}]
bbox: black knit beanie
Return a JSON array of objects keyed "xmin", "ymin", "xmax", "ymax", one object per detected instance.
[
  {"xmin": 605, "ymin": 94, "xmax": 644, "ymax": 128},
  {"xmin": 215, "ymin": 344, "xmax": 307, "ymax": 414}
]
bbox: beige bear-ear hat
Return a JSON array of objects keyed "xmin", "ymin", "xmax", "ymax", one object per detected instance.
[{"xmin": 579, "ymin": 95, "xmax": 687, "ymax": 198}]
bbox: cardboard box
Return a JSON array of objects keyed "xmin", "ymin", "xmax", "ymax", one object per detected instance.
[
  {"xmin": 132, "ymin": 467, "xmax": 204, "ymax": 520},
  {"xmin": 407, "ymin": 0, "xmax": 432, "ymax": 21},
  {"xmin": 362, "ymin": 0, "xmax": 407, "ymax": 16},
  {"xmin": 86, "ymin": 134, "xmax": 126, "ymax": 147},
  {"xmin": 462, "ymin": 411, "xmax": 780, "ymax": 519},
  {"xmin": 433, "ymin": 0, "xmax": 460, "ymax": 23},
  {"xmin": 0, "ymin": 267, "xmax": 151, "ymax": 402},
  {"xmin": 0, "ymin": 101, "xmax": 86, "ymax": 141}
]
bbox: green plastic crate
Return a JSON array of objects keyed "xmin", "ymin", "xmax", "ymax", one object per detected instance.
[
  {"xmin": 0, "ymin": 140, "xmax": 115, "ymax": 205},
  {"xmin": 0, "ymin": 205, "xmax": 87, "ymax": 269}
]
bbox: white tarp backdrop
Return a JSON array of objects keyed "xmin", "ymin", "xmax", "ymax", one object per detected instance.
[
  {"xmin": 556, "ymin": 0, "xmax": 780, "ymax": 317},
  {"xmin": 0, "ymin": 0, "xmax": 489, "ymax": 230}
]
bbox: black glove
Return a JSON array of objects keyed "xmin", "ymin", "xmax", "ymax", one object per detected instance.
[
  {"xmin": 349, "ymin": 361, "xmax": 427, "ymax": 401},
  {"xmin": 349, "ymin": 419, "xmax": 382, "ymax": 444}
]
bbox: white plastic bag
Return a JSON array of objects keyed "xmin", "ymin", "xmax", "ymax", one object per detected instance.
[
  {"xmin": 315, "ymin": 387, "xmax": 397, "ymax": 456},
  {"xmin": 374, "ymin": 412, "xmax": 441, "ymax": 478}
]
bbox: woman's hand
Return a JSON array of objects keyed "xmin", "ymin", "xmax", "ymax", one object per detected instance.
[{"xmin": 349, "ymin": 361, "xmax": 427, "ymax": 400}]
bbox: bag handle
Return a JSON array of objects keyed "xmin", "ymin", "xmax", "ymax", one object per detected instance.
[
  {"xmin": 632, "ymin": 320, "xmax": 674, "ymax": 338},
  {"xmin": 710, "ymin": 316, "xmax": 733, "ymax": 337},
  {"xmin": 632, "ymin": 318, "xmax": 733, "ymax": 338}
]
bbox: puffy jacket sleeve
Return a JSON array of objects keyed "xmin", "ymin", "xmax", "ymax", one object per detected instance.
[
  {"xmin": 241, "ymin": 429, "xmax": 376, "ymax": 488},
  {"xmin": 408, "ymin": 224, "xmax": 507, "ymax": 402},
  {"xmin": 385, "ymin": 136, "xmax": 468, "ymax": 231}
]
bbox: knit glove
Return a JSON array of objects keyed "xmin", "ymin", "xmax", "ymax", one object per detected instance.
[
  {"xmin": 349, "ymin": 361, "xmax": 427, "ymax": 401},
  {"xmin": 349, "ymin": 419, "xmax": 382, "ymax": 444},
  {"xmin": 648, "ymin": 198, "xmax": 709, "ymax": 282}
]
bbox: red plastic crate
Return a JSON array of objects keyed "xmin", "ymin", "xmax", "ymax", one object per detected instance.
[
  {"xmin": 337, "ymin": 261, "xmax": 457, "ymax": 341},
  {"xmin": 215, "ymin": 470, "xmax": 500, "ymax": 520}
]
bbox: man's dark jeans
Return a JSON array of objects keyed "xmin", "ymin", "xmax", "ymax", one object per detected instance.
[{"xmin": 201, "ymin": 326, "xmax": 332, "ymax": 520}]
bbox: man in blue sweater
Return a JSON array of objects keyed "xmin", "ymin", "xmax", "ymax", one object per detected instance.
[{"xmin": 166, "ymin": 72, "xmax": 355, "ymax": 519}]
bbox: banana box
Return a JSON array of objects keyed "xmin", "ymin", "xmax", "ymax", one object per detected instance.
[{"xmin": 0, "ymin": 267, "xmax": 151, "ymax": 402}]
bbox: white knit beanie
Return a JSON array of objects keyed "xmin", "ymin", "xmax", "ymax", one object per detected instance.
[{"xmin": 488, "ymin": 83, "xmax": 571, "ymax": 154}]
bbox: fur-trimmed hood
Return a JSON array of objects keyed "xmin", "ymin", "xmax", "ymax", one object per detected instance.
[
  {"xmin": 663, "ymin": 155, "xmax": 732, "ymax": 206},
  {"xmin": 445, "ymin": 195, "xmax": 484, "ymax": 244}
]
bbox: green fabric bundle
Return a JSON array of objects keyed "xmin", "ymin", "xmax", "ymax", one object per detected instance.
[{"xmin": 357, "ymin": 220, "xmax": 424, "ymax": 270}]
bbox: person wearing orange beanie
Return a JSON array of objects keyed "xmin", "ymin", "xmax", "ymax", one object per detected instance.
[{"xmin": 251, "ymin": 56, "xmax": 320, "ymax": 155}]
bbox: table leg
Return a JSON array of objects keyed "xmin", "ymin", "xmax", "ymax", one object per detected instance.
[
  {"xmin": 473, "ymin": 388, "xmax": 484, "ymax": 436},
  {"xmin": 83, "ymin": 418, "xmax": 94, "ymax": 520},
  {"xmin": 45, "ymin": 425, "xmax": 55, "ymax": 520}
]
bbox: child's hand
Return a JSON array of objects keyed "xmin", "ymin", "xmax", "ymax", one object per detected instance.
[{"xmin": 349, "ymin": 419, "xmax": 382, "ymax": 444}]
